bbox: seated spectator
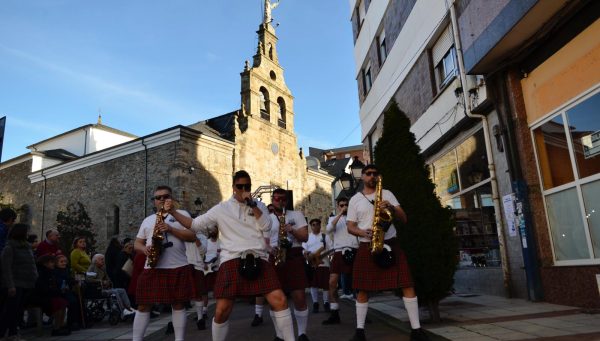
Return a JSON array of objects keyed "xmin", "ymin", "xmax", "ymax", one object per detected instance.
[
  {"xmin": 55, "ymin": 255, "xmax": 82, "ymax": 330},
  {"xmin": 70, "ymin": 237, "xmax": 91, "ymax": 277},
  {"xmin": 114, "ymin": 241, "xmax": 134, "ymax": 290},
  {"xmin": 36, "ymin": 229, "xmax": 64, "ymax": 259},
  {"xmin": 0, "ymin": 223, "xmax": 38, "ymax": 339},
  {"xmin": 88, "ymin": 254, "xmax": 135, "ymax": 318},
  {"xmin": 35, "ymin": 255, "xmax": 70, "ymax": 336}
]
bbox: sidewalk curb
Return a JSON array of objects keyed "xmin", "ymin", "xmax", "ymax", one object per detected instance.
[{"xmin": 340, "ymin": 299, "xmax": 450, "ymax": 341}]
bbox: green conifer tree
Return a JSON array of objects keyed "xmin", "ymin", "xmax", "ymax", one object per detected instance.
[
  {"xmin": 374, "ymin": 101, "xmax": 457, "ymax": 322},
  {"xmin": 56, "ymin": 202, "xmax": 97, "ymax": 255}
]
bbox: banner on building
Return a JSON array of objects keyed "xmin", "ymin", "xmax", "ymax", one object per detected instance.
[{"xmin": 0, "ymin": 116, "xmax": 5, "ymax": 162}]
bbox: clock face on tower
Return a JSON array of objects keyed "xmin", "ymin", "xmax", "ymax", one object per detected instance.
[{"xmin": 271, "ymin": 142, "xmax": 279, "ymax": 155}]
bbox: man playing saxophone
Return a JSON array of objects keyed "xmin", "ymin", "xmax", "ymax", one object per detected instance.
[
  {"xmin": 346, "ymin": 165, "xmax": 429, "ymax": 341},
  {"xmin": 132, "ymin": 185, "xmax": 196, "ymax": 341},
  {"xmin": 268, "ymin": 188, "xmax": 311, "ymax": 341}
]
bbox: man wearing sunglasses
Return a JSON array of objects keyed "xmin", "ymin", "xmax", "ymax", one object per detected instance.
[
  {"xmin": 322, "ymin": 196, "xmax": 358, "ymax": 326},
  {"xmin": 267, "ymin": 188, "xmax": 310, "ymax": 341},
  {"xmin": 132, "ymin": 185, "xmax": 197, "ymax": 341},
  {"xmin": 165, "ymin": 171, "xmax": 295, "ymax": 341},
  {"xmin": 346, "ymin": 165, "xmax": 429, "ymax": 341}
]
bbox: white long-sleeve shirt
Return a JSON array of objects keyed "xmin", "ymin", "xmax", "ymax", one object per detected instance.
[
  {"xmin": 326, "ymin": 214, "xmax": 359, "ymax": 250},
  {"xmin": 190, "ymin": 196, "xmax": 271, "ymax": 263},
  {"xmin": 185, "ymin": 232, "xmax": 208, "ymax": 270}
]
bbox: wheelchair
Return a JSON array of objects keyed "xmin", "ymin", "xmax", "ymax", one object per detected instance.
[{"xmin": 81, "ymin": 280, "xmax": 122, "ymax": 325}]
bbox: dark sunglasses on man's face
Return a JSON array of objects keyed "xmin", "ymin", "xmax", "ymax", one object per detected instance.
[
  {"xmin": 153, "ymin": 194, "xmax": 171, "ymax": 201},
  {"xmin": 235, "ymin": 184, "xmax": 252, "ymax": 191},
  {"xmin": 364, "ymin": 171, "xmax": 379, "ymax": 177},
  {"xmin": 339, "ymin": 204, "xmax": 348, "ymax": 207}
]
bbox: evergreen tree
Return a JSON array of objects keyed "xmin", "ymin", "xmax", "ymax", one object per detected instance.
[
  {"xmin": 374, "ymin": 101, "xmax": 457, "ymax": 322},
  {"xmin": 56, "ymin": 202, "xmax": 97, "ymax": 255}
]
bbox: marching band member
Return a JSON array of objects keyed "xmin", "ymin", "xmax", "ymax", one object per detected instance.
[
  {"xmin": 132, "ymin": 185, "xmax": 196, "ymax": 341},
  {"xmin": 302, "ymin": 218, "xmax": 332, "ymax": 313},
  {"xmin": 269, "ymin": 188, "xmax": 310, "ymax": 341},
  {"xmin": 346, "ymin": 165, "xmax": 429, "ymax": 341},
  {"xmin": 185, "ymin": 230, "xmax": 208, "ymax": 330},
  {"xmin": 322, "ymin": 197, "xmax": 358, "ymax": 325},
  {"xmin": 166, "ymin": 171, "xmax": 294, "ymax": 341}
]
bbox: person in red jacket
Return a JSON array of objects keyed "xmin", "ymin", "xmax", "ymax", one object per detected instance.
[{"xmin": 36, "ymin": 229, "xmax": 64, "ymax": 259}]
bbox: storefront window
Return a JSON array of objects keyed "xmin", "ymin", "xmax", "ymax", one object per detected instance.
[
  {"xmin": 533, "ymin": 115, "xmax": 574, "ymax": 190},
  {"xmin": 457, "ymin": 131, "xmax": 489, "ymax": 189},
  {"xmin": 545, "ymin": 188, "xmax": 589, "ymax": 260},
  {"xmin": 581, "ymin": 180, "xmax": 600, "ymax": 258},
  {"xmin": 431, "ymin": 128, "xmax": 498, "ymax": 268},
  {"xmin": 566, "ymin": 91, "xmax": 600, "ymax": 179},
  {"xmin": 532, "ymin": 89, "xmax": 600, "ymax": 263},
  {"xmin": 451, "ymin": 184, "xmax": 500, "ymax": 268}
]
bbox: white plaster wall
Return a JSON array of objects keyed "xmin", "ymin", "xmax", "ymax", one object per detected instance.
[
  {"xmin": 32, "ymin": 130, "xmax": 86, "ymax": 156},
  {"xmin": 88, "ymin": 128, "xmax": 135, "ymax": 154}
]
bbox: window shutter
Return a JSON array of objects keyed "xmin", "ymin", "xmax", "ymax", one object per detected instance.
[{"xmin": 432, "ymin": 26, "xmax": 453, "ymax": 66}]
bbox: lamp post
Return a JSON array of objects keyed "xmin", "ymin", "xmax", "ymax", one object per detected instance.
[{"xmin": 336, "ymin": 157, "xmax": 365, "ymax": 198}]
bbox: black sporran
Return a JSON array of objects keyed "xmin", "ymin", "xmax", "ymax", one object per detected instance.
[
  {"xmin": 239, "ymin": 251, "xmax": 262, "ymax": 280},
  {"xmin": 373, "ymin": 244, "xmax": 396, "ymax": 269},
  {"xmin": 341, "ymin": 247, "xmax": 357, "ymax": 265}
]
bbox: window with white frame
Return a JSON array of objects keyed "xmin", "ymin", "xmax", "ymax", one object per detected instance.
[
  {"xmin": 532, "ymin": 89, "xmax": 600, "ymax": 264},
  {"xmin": 432, "ymin": 26, "xmax": 457, "ymax": 90},
  {"xmin": 377, "ymin": 29, "xmax": 387, "ymax": 65},
  {"xmin": 362, "ymin": 62, "xmax": 372, "ymax": 95}
]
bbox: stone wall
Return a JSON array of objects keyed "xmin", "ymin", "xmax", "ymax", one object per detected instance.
[{"xmin": 0, "ymin": 158, "xmax": 43, "ymax": 230}]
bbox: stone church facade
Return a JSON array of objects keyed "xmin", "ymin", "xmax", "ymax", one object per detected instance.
[{"xmin": 0, "ymin": 15, "xmax": 334, "ymax": 249}]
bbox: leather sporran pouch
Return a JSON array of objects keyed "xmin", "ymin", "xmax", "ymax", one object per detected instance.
[
  {"xmin": 373, "ymin": 244, "xmax": 396, "ymax": 269},
  {"xmin": 238, "ymin": 251, "xmax": 262, "ymax": 280},
  {"xmin": 342, "ymin": 247, "xmax": 357, "ymax": 265}
]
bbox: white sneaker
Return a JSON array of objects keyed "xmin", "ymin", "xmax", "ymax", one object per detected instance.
[{"xmin": 122, "ymin": 308, "xmax": 135, "ymax": 318}]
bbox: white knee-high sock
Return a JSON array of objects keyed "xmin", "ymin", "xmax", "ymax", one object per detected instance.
[
  {"xmin": 195, "ymin": 301, "xmax": 204, "ymax": 320},
  {"xmin": 269, "ymin": 310, "xmax": 282, "ymax": 338},
  {"xmin": 356, "ymin": 302, "xmax": 368, "ymax": 329},
  {"xmin": 330, "ymin": 302, "xmax": 339, "ymax": 311},
  {"xmin": 322, "ymin": 291, "xmax": 329, "ymax": 303},
  {"xmin": 294, "ymin": 308, "xmax": 309, "ymax": 335},
  {"xmin": 255, "ymin": 304, "xmax": 264, "ymax": 316},
  {"xmin": 273, "ymin": 309, "xmax": 294, "ymax": 341},
  {"xmin": 403, "ymin": 296, "xmax": 421, "ymax": 329},
  {"xmin": 172, "ymin": 309, "xmax": 187, "ymax": 341},
  {"xmin": 310, "ymin": 288, "xmax": 319, "ymax": 303},
  {"xmin": 132, "ymin": 311, "xmax": 150, "ymax": 341},
  {"xmin": 212, "ymin": 319, "xmax": 230, "ymax": 341}
]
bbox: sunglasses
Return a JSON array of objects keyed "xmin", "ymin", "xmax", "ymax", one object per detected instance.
[
  {"xmin": 339, "ymin": 204, "xmax": 348, "ymax": 207},
  {"xmin": 311, "ymin": 222, "xmax": 320, "ymax": 226},
  {"xmin": 273, "ymin": 196, "xmax": 287, "ymax": 202},
  {"xmin": 235, "ymin": 184, "xmax": 252, "ymax": 191},
  {"xmin": 153, "ymin": 194, "xmax": 171, "ymax": 201},
  {"xmin": 364, "ymin": 171, "xmax": 379, "ymax": 177}
]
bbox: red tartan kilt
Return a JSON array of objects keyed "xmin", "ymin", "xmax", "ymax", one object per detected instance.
[
  {"xmin": 204, "ymin": 271, "xmax": 217, "ymax": 292},
  {"xmin": 330, "ymin": 251, "xmax": 354, "ymax": 275},
  {"xmin": 193, "ymin": 269, "xmax": 207, "ymax": 297},
  {"xmin": 310, "ymin": 266, "xmax": 330, "ymax": 290},
  {"xmin": 136, "ymin": 265, "xmax": 195, "ymax": 304},
  {"xmin": 274, "ymin": 247, "xmax": 309, "ymax": 292},
  {"xmin": 352, "ymin": 239, "xmax": 413, "ymax": 291},
  {"xmin": 214, "ymin": 258, "xmax": 281, "ymax": 299}
]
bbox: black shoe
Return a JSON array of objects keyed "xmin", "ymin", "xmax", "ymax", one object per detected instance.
[
  {"xmin": 312, "ymin": 302, "xmax": 319, "ymax": 313},
  {"xmin": 165, "ymin": 321, "xmax": 174, "ymax": 335},
  {"xmin": 196, "ymin": 318, "xmax": 206, "ymax": 330},
  {"xmin": 251, "ymin": 314, "xmax": 263, "ymax": 327},
  {"xmin": 322, "ymin": 310, "xmax": 340, "ymax": 325},
  {"xmin": 298, "ymin": 334, "xmax": 310, "ymax": 341},
  {"xmin": 410, "ymin": 328, "xmax": 430, "ymax": 341},
  {"xmin": 349, "ymin": 328, "xmax": 366, "ymax": 341},
  {"xmin": 324, "ymin": 302, "xmax": 331, "ymax": 312},
  {"xmin": 203, "ymin": 313, "xmax": 208, "ymax": 320}
]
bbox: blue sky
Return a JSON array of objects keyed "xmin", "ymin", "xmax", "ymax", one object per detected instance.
[{"xmin": 0, "ymin": 1, "xmax": 361, "ymax": 162}]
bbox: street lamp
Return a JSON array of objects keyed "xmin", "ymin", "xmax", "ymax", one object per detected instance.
[
  {"xmin": 335, "ymin": 157, "xmax": 366, "ymax": 197},
  {"xmin": 350, "ymin": 157, "xmax": 365, "ymax": 182},
  {"xmin": 339, "ymin": 172, "xmax": 353, "ymax": 191}
]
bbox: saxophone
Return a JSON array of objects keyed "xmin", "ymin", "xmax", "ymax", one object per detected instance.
[
  {"xmin": 147, "ymin": 206, "xmax": 167, "ymax": 268},
  {"xmin": 274, "ymin": 208, "xmax": 292, "ymax": 266},
  {"xmin": 370, "ymin": 176, "xmax": 393, "ymax": 255}
]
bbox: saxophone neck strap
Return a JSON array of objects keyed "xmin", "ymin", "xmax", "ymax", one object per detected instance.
[{"xmin": 360, "ymin": 191, "xmax": 375, "ymax": 205}]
